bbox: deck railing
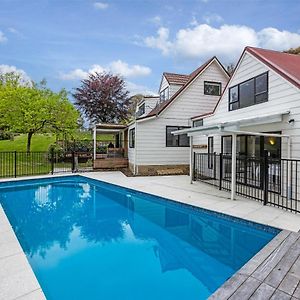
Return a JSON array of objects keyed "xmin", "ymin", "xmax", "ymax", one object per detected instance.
[{"xmin": 194, "ymin": 153, "xmax": 300, "ymax": 213}]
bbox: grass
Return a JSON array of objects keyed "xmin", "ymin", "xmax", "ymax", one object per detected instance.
[{"xmin": 0, "ymin": 134, "xmax": 56, "ymax": 152}]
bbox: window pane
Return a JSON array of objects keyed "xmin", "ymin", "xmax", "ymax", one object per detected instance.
[
  {"xmin": 129, "ymin": 129, "xmax": 135, "ymax": 148},
  {"xmin": 229, "ymin": 86, "xmax": 238, "ymax": 103},
  {"xmin": 193, "ymin": 119, "xmax": 203, "ymax": 127},
  {"xmin": 222, "ymin": 136, "xmax": 232, "ymax": 154},
  {"xmin": 239, "ymin": 79, "xmax": 254, "ymax": 108},
  {"xmin": 255, "ymin": 92, "xmax": 268, "ymax": 103},
  {"xmin": 166, "ymin": 127, "xmax": 178, "ymax": 146},
  {"xmin": 204, "ymin": 82, "xmax": 221, "ymax": 96},
  {"xmin": 255, "ymin": 73, "xmax": 267, "ymax": 94},
  {"xmin": 229, "ymin": 101, "xmax": 239, "ymax": 111},
  {"xmin": 179, "ymin": 133, "xmax": 189, "ymax": 146}
]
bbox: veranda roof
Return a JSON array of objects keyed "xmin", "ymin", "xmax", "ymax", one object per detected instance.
[
  {"xmin": 94, "ymin": 123, "xmax": 127, "ymax": 134},
  {"xmin": 173, "ymin": 111, "xmax": 290, "ymax": 137}
]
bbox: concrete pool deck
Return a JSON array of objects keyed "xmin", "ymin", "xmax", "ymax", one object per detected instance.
[{"xmin": 1, "ymin": 172, "xmax": 300, "ymax": 299}]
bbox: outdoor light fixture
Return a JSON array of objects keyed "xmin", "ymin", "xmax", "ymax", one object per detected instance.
[{"xmin": 268, "ymin": 137, "xmax": 276, "ymax": 146}]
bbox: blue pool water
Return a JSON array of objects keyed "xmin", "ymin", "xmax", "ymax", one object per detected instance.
[{"xmin": 0, "ymin": 176, "xmax": 278, "ymax": 300}]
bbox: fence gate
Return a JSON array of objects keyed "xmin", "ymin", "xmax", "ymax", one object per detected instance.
[{"xmin": 193, "ymin": 153, "xmax": 300, "ymax": 213}]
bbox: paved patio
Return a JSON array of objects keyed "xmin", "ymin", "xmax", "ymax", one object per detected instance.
[{"xmin": 1, "ymin": 172, "xmax": 300, "ymax": 299}]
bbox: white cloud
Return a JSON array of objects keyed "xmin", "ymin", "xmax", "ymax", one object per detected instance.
[
  {"xmin": 202, "ymin": 13, "xmax": 223, "ymax": 24},
  {"xmin": 109, "ymin": 60, "xmax": 151, "ymax": 77},
  {"xmin": 126, "ymin": 81, "xmax": 156, "ymax": 96},
  {"xmin": 60, "ymin": 60, "xmax": 151, "ymax": 81},
  {"xmin": 0, "ymin": 31, "xmax": 7, "ymax": 43},
  {"xmin": 93, "ymin": 2, "xmax": 109, "ymax": 10},
  {"xmin": 0, "ymin": 64, "xmax": 31, "ymax": 85},
  {"xmin": 143, "ymin": 24, "xmax": 300, "ymax": 62},
  {"xmin": 148, "ymin": 16, "xmax": 162, "ymax": 26},
  {"xmin": 8, "ymin": 27, "xmax": 18, "ymax": 34},
  {"xmin": 144, "ymin": 27, "xmax": 172, "ymax": 55}
]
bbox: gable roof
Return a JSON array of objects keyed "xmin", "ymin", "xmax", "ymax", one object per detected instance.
[
  {"xmin": 246, "ymin": 47, "xmax": 300, "ymax": 89},
  {"xmin": 163, "ymin": 72, "xmax": 190, "ymax": 85},
  {"xmin": 138, "ymin": 56, "xmax": 229, "ymax": 120},
  {"xmin": 191, "ymin": 46, "xmax": 300, "ymax": 121}
]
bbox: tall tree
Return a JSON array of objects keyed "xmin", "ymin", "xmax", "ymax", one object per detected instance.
[
  {"xmin": 0, "ymin": 75, "xmax": 79, "ymax": 152},
  {"xmin": 73, "ymin": 72, "xmax": 130, "ymax": 124}
]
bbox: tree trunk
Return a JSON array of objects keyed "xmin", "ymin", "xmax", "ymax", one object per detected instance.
[{"xmin": 27, "ymin": 131, "xmax": 34, "ymax": 153}]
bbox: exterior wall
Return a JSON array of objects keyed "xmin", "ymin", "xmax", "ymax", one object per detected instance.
[
  {"xmin": 133, "ymin": 60, "xmax": 229, "ymax": 172},
  {"xmin": 144, "ymin": 97, "xmax": 159, "ymax": 115},
  {"xmin": 169, "ymin": 84, "xmax": 182, "ymax": 98},
  {"xmin": 159, "ymin": 76, "xmax": 169, "ymax": 93},
  {"xmin": 127, "ymin": 123, "xmax": 135, "ymax": 166},
  {"xmin": 193, "ymin": 52, "xmax": 300, "ymax": 159}
]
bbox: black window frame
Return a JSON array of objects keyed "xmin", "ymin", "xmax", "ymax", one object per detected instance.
[
  {"xmin": 166, "ymin": 126, "xmax": 190, "ymax": 147},
  {"xmin": 228, "ymin": 72, "xmax": 268, "ymax": 111},
  {"xmin": 204, "ymin": 81, "xmax": 222, "ymax": 96},
  {"xmin": 208, "ymin": 136, "xmax": 214, "ymax": 169},
  {"xmin": 193, "ymin": 119, "xmax": 203, "ymax": 127},
  {"xmin": 129, "ymin": 128, "xmax": 135, "ymax": 148}
]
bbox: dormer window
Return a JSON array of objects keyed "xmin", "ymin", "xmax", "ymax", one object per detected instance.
[
  {"xmin": 204, "ymin": 81, "xmax": 221, "ymax": 96},
  {"xmin": 160, "ymin": 87, "xmax": 169, "ymax": 101},
  {"xmin": 136, "ymin": 103, "xmax": 145, "ymax": 117}
]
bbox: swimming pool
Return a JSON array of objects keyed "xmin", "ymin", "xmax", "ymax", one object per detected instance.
[{"xmin": 0, "ymin": 176, "xmax": 279, "ymax": 299}]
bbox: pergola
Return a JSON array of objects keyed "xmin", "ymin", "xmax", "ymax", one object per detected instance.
[
  {"xmin": 92, "ymin": 123, "xmax": 127, "ymax": 160},
  {"xmin": 173, "ymin": 111, "xmax": 291, "ymax": 200}
]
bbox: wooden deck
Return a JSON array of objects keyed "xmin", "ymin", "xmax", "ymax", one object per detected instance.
[
  {"xmin": 93, "ymin": 157, "xmax": 128, "ymax": 169},
  {"xmin": 209, "ymin": 230, "xmax": 300, "ymax": 299}
]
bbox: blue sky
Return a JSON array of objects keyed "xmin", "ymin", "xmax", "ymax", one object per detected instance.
[{"xmin": 0, "ymin": 0, "xmax": 300, "ymax": 97}]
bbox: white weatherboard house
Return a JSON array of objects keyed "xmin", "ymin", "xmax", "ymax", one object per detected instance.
[
  {"xmin": 127, "ymin": 57, "xmax": 230, "ymax": 175},
  {"xmin": 174, "ymin": 47, "xmax": 300, "ymax": 204}
]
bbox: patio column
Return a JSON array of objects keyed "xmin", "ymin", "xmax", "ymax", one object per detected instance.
[
  {"xmin": 93, "ymin": 126, "xmax": 97, "ymax": 160},
  {"xmin": 189, "ymin": 135, "xmax": 193, "ymax": 184},
  {"xmin": 231, "ymin": 133, "xmax": 237, "ymax": 200}
]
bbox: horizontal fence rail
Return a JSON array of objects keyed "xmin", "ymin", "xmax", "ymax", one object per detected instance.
[{"xmin": 194, "ymin": 153, "xmax": 300, "ymax": 213}]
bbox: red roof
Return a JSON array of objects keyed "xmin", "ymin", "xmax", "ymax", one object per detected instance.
[
  {"xmin": 138, "ymin": 56, "xmax": 228, "ymax": 120},
  {"xmin": 191, "ymin": 47, "xmax": 300, "ymax": 120},
  {"xmin": 247, "ymin": 47, "xmax": 300, "ymax": 89},
  {"xmin": 163, "ymin": 72, "xmax": 190, "ymax": 85}
]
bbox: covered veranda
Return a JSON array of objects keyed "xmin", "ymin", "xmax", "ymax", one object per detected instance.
[
  {"xmin": 92, "ymin": 123, "xmax": 128, "ymax": 170},
  {"xmin": 173, "ymin": 111, "xmax": 292, "ymax": 202}
]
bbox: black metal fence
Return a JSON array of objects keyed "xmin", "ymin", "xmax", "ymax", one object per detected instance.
[
  {"xmin": 194, "ymin": 153, "xmax": 300, "ymax": 213},
  {"xmin": 0, "ymin": 151, "xmax": 93, "ymax": 179}
]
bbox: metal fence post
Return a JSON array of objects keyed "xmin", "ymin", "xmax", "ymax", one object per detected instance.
[
  {"xmin": 263, "ymin": 151, "xmax": 269, "ymax": 206},
  {"xmin": 72, "ymin": 151, "xmax": 75, "ymax": 173},
  {"xmin": 14, "ymin": 151, "xmax": 17, "ymax": 178},
  {"xmin": 219, "ymin": 153, "xmax": 223, "ymax": 190},
  {"xmin": 193, "ymin": 152, "xmax": 196, "ymax": 181},
  {"xmin": 51, "ymin": 148, "xmax": 54, "ymax": 175}
]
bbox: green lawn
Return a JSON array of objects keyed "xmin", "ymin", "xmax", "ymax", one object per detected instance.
[{"xmin": 0, "ymin": 134, "xmax": 56, "ymax": 152}]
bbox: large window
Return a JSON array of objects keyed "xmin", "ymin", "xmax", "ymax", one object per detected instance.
[
  {"xmin": 160, "ymin": 87, "xmax": 169, "ymax": 101},
  {"xmin": 166, "ymin": 126, "xmax": 190, "ymax": 147},
  {"xmin": 204, "ymin": 81, "xmax": 221, "ymax": 96},
  {"xmin": 229, "ymin": 72, "xmax": 268, "ymax": 111},
  {"xmin": 193, "ymin": 119, "xmax": 203, "ymax": 127},
  {"xmin": 129, "ymin": 128, "xmax": 135, "ymax": 148}
]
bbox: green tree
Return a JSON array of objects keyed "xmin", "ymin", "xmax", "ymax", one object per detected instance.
[
  {"xmin": 0, "ymin": 74, "xmax": 79, "ymax": 152},
  {"xmin": 284, "ymin": 46, "xmax": 300, "ymax": 55}
]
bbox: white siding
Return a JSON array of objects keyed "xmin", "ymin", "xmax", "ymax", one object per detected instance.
[
  {"xmin": 144, "ymin": 97, "xmax": 159, "ymax": 115},
  {"xmin": 169, "ymin": 84, "xmax": 182, "ymax": 98},
  {"xmin": 195, "ymin": 52, "xmax": 300, "ymax": 159},
  {"xmin": 135, "ymin": 60, "xmax": 229, "ymax": 166},
  {"xmin": 159, "ymin": 76, "xmax": 169, "ymax": 93}
]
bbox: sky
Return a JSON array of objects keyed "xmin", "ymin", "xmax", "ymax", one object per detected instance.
[{"xmin": 0, "ymin": 0, "xmax": 300, "ymax": 98}]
